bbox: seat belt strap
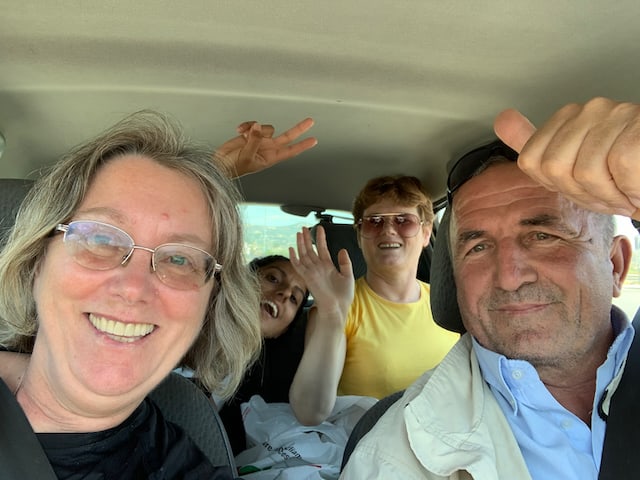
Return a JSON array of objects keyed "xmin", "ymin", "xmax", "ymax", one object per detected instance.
[
  {"xmin": 0, "ymin": 379, "xmax": 58, "ymax": 479},
  {"xmin": 598, "ymin": 306, "xmax": 640, "ymax": 479}
]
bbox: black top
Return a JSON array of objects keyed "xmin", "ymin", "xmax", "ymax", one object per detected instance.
[
  {"xmin": 218, "ymin": 310, "xmax": 307, "ymax": 455},
  {"xmin": 37, "ymin": 398, "xmax": 235, "ymax": 480}
]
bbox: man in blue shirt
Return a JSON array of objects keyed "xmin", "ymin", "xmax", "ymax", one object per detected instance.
[{"xmin": 341, "ymin": 97, "xmax": 639, "ymax": 479}]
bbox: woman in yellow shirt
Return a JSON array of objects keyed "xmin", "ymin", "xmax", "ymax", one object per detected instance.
[{"xmin": 290, "ymin": 175, "xmax": 459, "ymax": 425}]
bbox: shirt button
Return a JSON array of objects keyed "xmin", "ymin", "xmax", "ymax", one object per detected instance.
[
  {"xmin": 511, "ymin": 370, "xmax": 523, "ymax": 380},
  {"xmin": 561, "ymin": 419, "xmax": 572, "ymax": 429}
]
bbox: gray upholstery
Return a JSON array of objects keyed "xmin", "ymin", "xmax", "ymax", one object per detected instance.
[
  {"xmin": 0, "ymin": 178, "xmax": 236, "ymax": 471},
  {"xmin": 311, "ymin": 220, "xmax": 367, "ymax": 279},
  {"xmin": 430, "ymin": 206, "xmax": 465, "ymax": 333},
  {"xmin": 0, "ymin": 178, "xmax": 33, "ymax": 249},
  {"xmin": 149, "ymin": 373, "xmax": 236, "ymax": 471}
]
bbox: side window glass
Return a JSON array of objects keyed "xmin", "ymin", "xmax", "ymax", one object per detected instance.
[{"xmin": 240, "ymin": 203, "xmax": 352, "ymax": 258}]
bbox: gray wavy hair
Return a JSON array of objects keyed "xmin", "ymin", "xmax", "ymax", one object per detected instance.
[{"xmin": 0, "ymin": 110, "xmax": 261, "ymax": 399}]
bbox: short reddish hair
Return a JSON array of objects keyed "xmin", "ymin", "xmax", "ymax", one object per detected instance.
[{"xmin": 352, "ymin": 175, "xmax": 433, "ymax": 226}]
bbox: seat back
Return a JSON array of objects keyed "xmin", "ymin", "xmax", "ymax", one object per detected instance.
[
  {"xmin": 149, "ymin": 373, "xmax": 236, "ymax": 471},
  {"xmin": 0, "ymin": 179, "xmax": 34, "ymax": 249},
  {"xmin": 430, "ymin": 206, "xmax": 465, "ymax": 333},
  {"xmin": 0, "ymin": 178, "xmax": 236, "ymax": 471},
  {"xmin": 340, "ymin": 389, "xmax": 404, "ymax": 470},
  {"xmin": 311, "ymin": 220, "xmax": 367, "ymax": 279}
]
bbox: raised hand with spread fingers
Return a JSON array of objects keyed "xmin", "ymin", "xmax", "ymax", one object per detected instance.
[
  {"xmin": 288, "ymin": 225, "xmax": 354, "ymax": 425},
  {"xmin": 214, "ymin": 117, "xmax": 317, "ymax": 178}
]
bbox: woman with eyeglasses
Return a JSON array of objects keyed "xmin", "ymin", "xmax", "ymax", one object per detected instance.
[
  {"xmin": 0, "ymin": 113, "xmax": 315, "ymax": 479},
  {"xmin": 289, "ymin": 175, "xmax": 460, "ymax": 426}
]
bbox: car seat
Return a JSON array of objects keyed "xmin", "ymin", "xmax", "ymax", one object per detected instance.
[
  {"xmin": 430, "ymin": 206, "xmax": 466, "ymax": 333},
  {"xmin": 0, "ymin": 178, "xmax": 237, "ymax": 472},
  {"xmin": 340, "ymin": 389, "xmax": 404, "ymax": 470},
  {"xmin": 149, "ymin": 372, "xmax": 236, "ymax": 470},
  {"xmin": 311, "ymin": 219, "xmax": 367, "ymax": 279},
  {"xmin": 0, "ymin": 178, "xmax": 33, "ymax": 248}
]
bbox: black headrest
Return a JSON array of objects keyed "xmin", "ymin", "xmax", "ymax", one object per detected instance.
[
  {"xmin": 311, "ymin": 220, "xmax": 367, "ymax": 279},
  {"xmin": 430, "ymin": 207, "xmax": 465, "ymax": 333},
  {"xmin": 0, "ymin": 179, "xmax": 34, "ymax": 249}
]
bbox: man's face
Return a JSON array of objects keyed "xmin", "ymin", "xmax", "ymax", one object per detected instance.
[{"xmin": 450, "ymin": 162, "xmax": 628, "ymax": 374}]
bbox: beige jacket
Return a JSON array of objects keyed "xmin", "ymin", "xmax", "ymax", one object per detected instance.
[{"xmin": 340, "ymin": 334, "xmax": 532, "ymax": 480}]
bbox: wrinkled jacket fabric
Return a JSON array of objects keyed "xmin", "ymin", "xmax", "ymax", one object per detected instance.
[{"xmin": 340, "ymin": 334, "xmax": 532, "ymax": 480}]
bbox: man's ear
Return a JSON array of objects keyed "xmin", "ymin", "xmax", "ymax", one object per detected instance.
[{"xmin": 610, "ymin": 235, "xmax": 633, "ymax": 298}]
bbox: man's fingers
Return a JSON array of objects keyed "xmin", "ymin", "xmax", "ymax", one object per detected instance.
[
  {"xmin": 237, "ymin": 124, "xmax": 263, "ymax": 161},
  {"xmin": 237, "ymin": 118, "xmax": 316, "ymax": 149},
  {"xmin": 236, "ymin": 121, "xmax": 275, "ymax": 138},
  {"xmin": 274, "ymin": 117, "xmax": 315, "ymax": 145},
  {"xmin": 259, "ymin": 124, "xmax": 275, "ymax": 139},
  {"xmin": 236, "ymin": 121, "xmax": 256, "ymax": 134},
  {"xmin": 494, "ymin": 99, "xmax": 640, "ymax": 219},
  {"xmin": 214, "ymin": 135, "xmax": 244, "ymax": 157},
  {"xmin": 494, "ymin": 109, "xmax": 537, "ymax": 153},
  {"xmin": 274, "ymin": 137, "xmax": 318, "ymax": 162}
]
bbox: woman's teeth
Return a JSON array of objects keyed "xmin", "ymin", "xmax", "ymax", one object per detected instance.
[
  {"xmin": 261, "ymin": 300, "xmax": 278, "ymax": 318},
  {"xmin": 89, "ymin": 314, "xmax": 155, "ymax": 343}
]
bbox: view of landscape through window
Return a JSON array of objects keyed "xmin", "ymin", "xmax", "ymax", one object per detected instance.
[{"xmin": 240, "ymin": 203, "xmax": 352, "ymax": 259}]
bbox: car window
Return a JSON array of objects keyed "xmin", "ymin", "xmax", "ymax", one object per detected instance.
[{"xmin": 240, "ymin": 203, "xmax": 353, "ymax": 258}]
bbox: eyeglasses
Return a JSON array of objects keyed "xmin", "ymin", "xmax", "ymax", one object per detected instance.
[
  {"xmin": 446, "ymin": 139, "xmax": 518, "ymax": 205},
  {"xmin": 54, "ymin": 220, "xmax": 221, "ymax": 290},
  {"xmin": 357, "ymin": 213, "xmax": 424, "ymax": 239}
]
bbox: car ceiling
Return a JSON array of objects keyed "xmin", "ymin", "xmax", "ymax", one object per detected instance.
[{"xmin": 3, "ymin": 1, "xmax": 640, "ymax": 213}]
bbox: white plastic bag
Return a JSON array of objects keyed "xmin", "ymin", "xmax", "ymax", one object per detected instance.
[{"xmin": 235, "ymin": 395, "xmax": 376, "ymax": 479}]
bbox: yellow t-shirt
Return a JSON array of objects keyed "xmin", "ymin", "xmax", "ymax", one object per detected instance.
[{"xmin": 337, "ymin": 277, "xmax": 459, "ymax": 399}]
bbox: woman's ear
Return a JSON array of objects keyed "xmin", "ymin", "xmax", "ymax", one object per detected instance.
[{"xmin": 421, "ymin": 222, "xmax": 433, "ymax": 248}]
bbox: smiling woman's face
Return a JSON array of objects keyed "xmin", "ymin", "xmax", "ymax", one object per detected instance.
[
  {"xmin": 31, "ymin": 155, "xmax": 215, "ymax": 405},
  {"xmin": 257, "ymin": 260, "xmax": 307, "ymax": 339}
]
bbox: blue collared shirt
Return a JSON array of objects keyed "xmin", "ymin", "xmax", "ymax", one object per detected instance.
[{"xmin": 473, "ymin": 307, "xmax": 634, "ymax": 480}]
